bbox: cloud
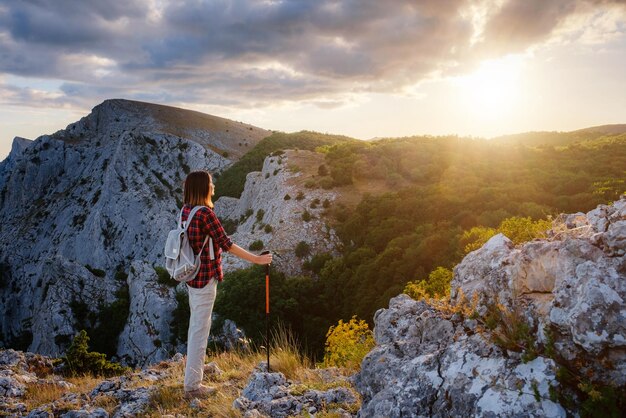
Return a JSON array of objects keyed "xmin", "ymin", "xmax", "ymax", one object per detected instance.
[{"xmin": 0, "ymin": 0, "xmax": 624, "ymax": 111}]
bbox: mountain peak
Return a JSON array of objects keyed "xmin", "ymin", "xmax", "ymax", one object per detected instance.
[{"xmin": 63, "ymin": 98, "xmax": 271, "ymax": 159}]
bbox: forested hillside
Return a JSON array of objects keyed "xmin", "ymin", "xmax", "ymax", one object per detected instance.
[{"xmin": 213, "ymin": 131, "xmax": 626, "ymax": 357}]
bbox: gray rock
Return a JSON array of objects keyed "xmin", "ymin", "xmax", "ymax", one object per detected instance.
[
  {"xmin": 111, "ymin": 387, "xmax": 151, "ymax": 418},
  {"xmin": 356, "ymin": 198, "xmax": 625, "ymax": 417},
  {"xmin": 452, "ymin": 197, "xmax": 626, "ymax": 385},
  {"xmin": 27, "ymin": 410, "xmax": 54, "ymax": 418},
  {"xmin": 203, "ymin": 361, "xmax": 223, "ymax": 377},
  {"xmin": 0, "ymin": 375, "xmax": 26, "ymax": 397},
  {"xmin": 235, "ymin": 368, "xmax": 359, "ymax": 417},
  {"xmin": 117, "ymin": 261, "xmax": 178, "ymax": 367},
  {"xmin": 90, "ymin": 380, "xmax": 121, "ymax": 397},
  {"xmin": 0, "ymin": 349, "xmax": 24, "ymax": 368},
  {"xmin": 0, "ymin": 100, "xmax": 234, "ymax": 365},
  {"xmin": 356, "ymin": 295, "xmax": 565, "ymax": 418},
  {"xmin": 241, "ymin": 372, "xmax": 288, "ymax": 402},
  {"xmin": 61, "ymin": 408, "xmax": 109, "ymax": 418}
]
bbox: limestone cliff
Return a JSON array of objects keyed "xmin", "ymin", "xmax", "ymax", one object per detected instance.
[
  {"xmin": 0, "ymin": 99, "xmax": 266, "ymax": 366},
  {"xmin": 215, "ymin": 151, "xmax": 340, "ymax": 277},
  {"xmin": 356, "ymin": 197, "xmax": 626, "ymax": 417}
]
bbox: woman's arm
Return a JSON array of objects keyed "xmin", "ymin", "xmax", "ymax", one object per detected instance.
[{"xmin": 228, "ymin": 243, "xmax": 273, "ymax": 265}]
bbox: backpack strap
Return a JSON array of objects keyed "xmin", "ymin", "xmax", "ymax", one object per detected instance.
[
  {"xmin": 181, "ymin": 206, "xmax": 215, "ymax": 260},
  {"xmin": 177, "ymin": 207, "xmax": 185, "ymax": 229},
  {"xmin": 183, "ymin": 206, "xmax": 205, "ymax": 231}
]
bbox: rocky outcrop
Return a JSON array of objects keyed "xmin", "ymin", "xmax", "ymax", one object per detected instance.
[
  {"xmin": 356, "ymin": 197, "xmax": 626, "ymax": 417},
  {"xmin": 216, "ymin": 153, "xmax": 340, "ymax": 276},
  {"xmin": 355, "ymin": 295, "xmax": 565, "ymax": 417},
  {"xmin": 0, "ymin": 99, "xmax": 237, "ymax": 364},
  {"xmin": 117, "ymin": 261, "xmax": 179, "ymax": 367},
  {"xmin": 452, "ymin": 196, "xmax": 626, "ymax": 386},
  {"xmin": 0, "ymin": 348, "xmax": 178, "ymax": 417},
  {"xmin": 234, "ymin": 366, "xmax": 358, "ymax": 417},
  {"xmin": 0, "ymin": 349, "xmax": 72, "ymax": 416}
]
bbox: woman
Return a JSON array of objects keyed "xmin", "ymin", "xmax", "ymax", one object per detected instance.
[{"xmin": 181, "ymin": 170, "xmax": 272, "ymax": 399}]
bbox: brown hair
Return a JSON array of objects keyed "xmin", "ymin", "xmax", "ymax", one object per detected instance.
[{"xmin": 183, "ymin": 171, "xmax": 214, "ymax": 208}]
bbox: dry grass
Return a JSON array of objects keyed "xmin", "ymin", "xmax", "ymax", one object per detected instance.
[
  {"xmin": 140, "ymin": 350, "xmax": 263, "ymax": 417},
  {"xmin": 22, "ymin": 374, "xmax": 103, "ymax": 410},
  {"xmin": 142, "ymin": 325, "xmax": 359, "ymax": 417},
  {"xmin": 23, "ymin": 382, "xmax": 69, "ymax": 409},
  {"xmin": 268, "ymin": 323, "xmax": 313, "ymax": 380},
  {"xmin": 91, "ymin": 394, "xmax": 119, "ymax": 414},
  {"xmin": 23, "ymin": 339, "xmax": 359, "ymax": 417}
]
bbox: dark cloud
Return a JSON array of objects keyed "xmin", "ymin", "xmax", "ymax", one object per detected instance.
[
  {"xmin": 481, "ymin": 0, "xmax": 626, "ymax": 53},
  {"xmin": 0, "ymin": 0, "xmax": 624, "ymax": 109}
]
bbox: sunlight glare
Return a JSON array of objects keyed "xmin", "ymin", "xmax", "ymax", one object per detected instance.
[{"xmin": 455, "ymin": 55, "xmax": 524, "ymax": 117}]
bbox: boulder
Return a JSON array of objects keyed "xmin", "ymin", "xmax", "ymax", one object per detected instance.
[{"xmin": 355, "ymin": 295, "xmax": 565, "ymax": 418}]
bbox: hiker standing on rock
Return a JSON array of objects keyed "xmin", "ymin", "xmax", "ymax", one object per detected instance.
[{"xmin": 181, "ymin": 170, "xmax": 272, "ymax": 399}]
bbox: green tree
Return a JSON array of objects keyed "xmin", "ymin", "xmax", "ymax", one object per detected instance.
[{"xmin": 62, "ymin": 330, "xmax": 129, "ymax": 377}]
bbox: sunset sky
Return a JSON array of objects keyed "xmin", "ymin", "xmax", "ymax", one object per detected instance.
[{"xmin": 1, "ymin": 0, "xmax": 625, "ymax": 159}]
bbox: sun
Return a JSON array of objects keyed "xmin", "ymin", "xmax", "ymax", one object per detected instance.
[{"xmin": 455, "ymin": 55, "xmax": 524, "ymax": 117}]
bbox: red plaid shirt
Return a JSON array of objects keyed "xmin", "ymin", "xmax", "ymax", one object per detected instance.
[{"xmin": 181, "ymin": 205, "xmax": 233, "ymax": 288}]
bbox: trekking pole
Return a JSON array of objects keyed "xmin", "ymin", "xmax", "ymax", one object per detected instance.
[{"xmin": 260, "ymin": 250, "xmax": 271, "ymax": 372}]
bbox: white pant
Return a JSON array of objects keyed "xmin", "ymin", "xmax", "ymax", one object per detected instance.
[{"xmin": 184, "ymin": 279, "xmax": 218, "ymax": 391}]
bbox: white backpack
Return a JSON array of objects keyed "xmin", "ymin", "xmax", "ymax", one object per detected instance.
[{"xmin": 164, "ymin": 206, "xmax": 215, "ymax": 283}]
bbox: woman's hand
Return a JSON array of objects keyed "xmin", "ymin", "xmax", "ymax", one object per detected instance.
[
  {"xmin": 255, "ymin": 253, "xmax": 273, "ymax": 265},
  {"xmin": 228, "ymin": 243, "xmax": 272, "ymax": 265}
]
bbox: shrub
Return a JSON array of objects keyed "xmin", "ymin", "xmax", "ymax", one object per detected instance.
[
  {"xmin": 319, "ymin": 177, "xmax": 334, "ymax": 189},
  {"xmin": 61, "ymin": 330, "xmax": 129, "ymax": 377},
  {"xmin": 154, "ymin": 266, "xmax": 176, "ymax": 287},
  {"xmin": 85, "ymin": 265, "xmax": 106, "ymax": 278},
  {"xmin": 264, "ymin": 224, "xmax": 273, "ymax": 233},
  {"xmin": 303, "ymin": 253, "xmax": 333, "ymax": 275},
  {"xmin": 461, "ymin": 216, "xmax": 551, "ymax": 254},
  {"xmin": 305, "ymin": 179, "xmax": 316, "ymax": 189},
  {"xmin": 284, "ymin": 194, "xmax": 291, "ymax": 200},
  {"xmin": 90, "ymin": 284, "xmax": 130, "ymax": 358},
  {"xmin": 310, "ymin": 198, "xmax": 321, "ymax": 209},
  {"xmin": 302, "ymin": 210, "xmax": 312, "ymax": 222},
  {"xmin": 460, "ymin": 226, "xmax": 497, "ymax": 254},
  {"xmin": 114, "ymin": 269, "xmax": 128, "ymax": 282},
  {"xmin": 221, "ymin": 218, "xmax": 238, "ymax": 235},
  {"xmin": 249, "ymin": 240, "xmax": 264, "ymax": 251},
  {"xmin": 323, "ymin": 316, "xmax": 374, "ymax": 371},
  {"xmin": 318, "ymin": 164, "xmax": 328, "ymax": 176},
  {"xmin": 295, "ymin": 241, "xmax": 311, "ymax": 258},
  {"xmin": 404, "ymin": 267, "xmax": 453, "ymax": 301},
  {"xmin": 256, "ymin": 209, "xmax": 265, "ymax": 223},
  {"xmin": 322, "ymin": 199, "xmax": 331, "ymax": 208},
  {"xmin": 170, "ymin": 290, "xmax": 190, "ymax": 344},
  {"xmin": 296, "ymin": 191, "xmax": 305, "ymax": 201},
  {"xmin": 499, "ymin": 216, "xmax": 551, "ymax": 244}
]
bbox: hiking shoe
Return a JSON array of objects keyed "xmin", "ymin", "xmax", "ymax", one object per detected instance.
[{"xmin": 184, "ymin": 384, "xmax": 216, "ymax": 399}]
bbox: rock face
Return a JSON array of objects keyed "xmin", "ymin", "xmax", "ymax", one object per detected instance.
[
  {"xmin": 116, "ymin": 261, "xmax": 179, "ymax": 367},
  {"xmin": 355, "ymin": 295, "xmax": 565, "ymax": 418},
  {"xmin": 0, "ymin": 348, "xmax": 177, "ymax": 417},
  {"xmin": 356, "ymin": 197, "xmax": 626, "ymax": 417},
  {"xmin": 234, "ymin": 367, "xmax": 358, "ymax": 417},
  {"xmin": 452, "ymin": 196, "xmax": 626, "ymax": 385},
  {"xmin": 0, "ymin": 99, "xmax": 337, "ymax": 367},
  {"xmin": 215, "ymin": 152, "xmax": 340, "ymax": 277},
  {"xmin": 0, "ymin": 99, "xmax": 256, "ymax": 365},
  {"xmin": 0, "ymin": 349, "xmax": 71, "ymax": 416}
]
